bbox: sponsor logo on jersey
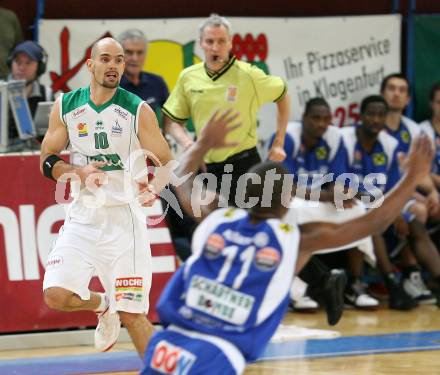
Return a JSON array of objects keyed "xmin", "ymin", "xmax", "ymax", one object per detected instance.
[
  {"xmin": 189, "ymin": 88, "xmax": 204, "ymax": 94},
  {"xmin": 114, "ymin": 107, "xmax": 128, "ymax": 120},
  {"xmin": 223, "ymin": 208, "xmax": 235, "ymax": 218},
  {"xmin": 115, "ymin": 292, "xmax": 143, "ymax": 302},
  {"xmin": 77, "ymin": 123, "xmax": 88, "ymax": 137},
  {"xmin": 72, "ymin": 107, "xmax": 87, "ymax": 119},
  {"xmin": 400, "ymin": 130, "xmax": 410, "ymax": 143},
  {"xmin": 115, "ymin": 277, "xmax": 143, "ymax": 292},
  {"xmin": 150, "ymin": 340, "xmax": 196, "ymax": 375},
  {"xmin": 372, "ymin": 152, "xmax": 386, "ymax": 166},
  {"xmin": 95, "ymin": 120, "xmax": 104, "ymax": 130},
  {"xmin": 187, "ymin": 275, "xmax": 255, "ymax": 324},
  {"xmin": 279, "ymin": 223, "xmax": 293, "ymax": 233},
  {"xmin": 46, "ymin": 255, "xmax": 63, "ymax": 268},
  {"xmin": 254, "ymin": 247, "xmax": 280, "ymax": 271},
  {"xmin": 111, "ymin": 119, "xmax": 123, "ymax": 137},
  {"xmin": 226, "ymin": 86, "xmax": 238, "ymax": 102},
  {"xmin": 223, "ymin": 229, "xmax": 253, "ymax": 246},
  {"xmin": 253, "ymin": 232, "xmax": 269, "ymax": 247},
  {"xmin": 315, "ymin": 146, "xmax": 328, "ymax": 160},
  {"xmin": 89, "ymin": 154, "xmax": 124, "ymax": 171},
  {"xmin": 204, "ymin": 233, "xmax": 225, "ymax": 258}
]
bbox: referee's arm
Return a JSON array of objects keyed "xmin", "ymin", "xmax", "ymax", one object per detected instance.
[
  {"xmin": 163, "ymin": 113, "xmax": 194, "ymax": 150},
  {"xmin": 268, "ymin": 92, "xmax": 290, "ymax": 162}
]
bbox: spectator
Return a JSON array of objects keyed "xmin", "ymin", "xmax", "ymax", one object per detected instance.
[
  {"xmin": 7, "ymin": 40, "xmax": 53, "ymax": 148},
  {"xmin": 118, "ymin": 29, "xmax": 169, "ymax": 124},
  {"xmin": 0, "ymin": 7, "xmax": 23, "ymax": 80}
]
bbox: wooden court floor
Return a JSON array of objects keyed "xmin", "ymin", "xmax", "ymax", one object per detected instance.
[{"xmin": 1, "ymin": 304, "xmax": 439, "ymax": 374}]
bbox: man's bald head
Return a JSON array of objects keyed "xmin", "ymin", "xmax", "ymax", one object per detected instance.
[
  {"xmin": 90, "ymin": 37, "xmax": 124, "ymax": 59},
  {"xmin": 87, "ymin": 37, "xmax": 125, "ymax": 89}
]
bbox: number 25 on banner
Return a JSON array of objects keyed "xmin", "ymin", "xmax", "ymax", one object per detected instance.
[{"xmin": 334, "ymin": 102, "xmax": 359, "ymax": 128}]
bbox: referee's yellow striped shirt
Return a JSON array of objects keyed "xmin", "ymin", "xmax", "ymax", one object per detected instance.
[{"xmin": 163, "ymin": 56, "xmax": 287, "ymax": 163}]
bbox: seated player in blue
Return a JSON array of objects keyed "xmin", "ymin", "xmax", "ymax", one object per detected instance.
[
  {"xmin": 420, "ymin": 81, "xmax": 440, "ymax": 222},
  {"xmin": 341, "ymin": 95, "xmax": 440, "ymax": 308},
  {"xmin": 269, "ymin": 97, "xmax": 378, "ymax": 309},
  {"xmin": 381, "ymin": 75, "xmax": 440, "ymax": 302},
  {"xmin": 141, "ymin": 109, "xmax": 434, "ymax": 375},
  {"xmin": 380, "ymin": 73, "xmax": 421, "ymax": 154}
]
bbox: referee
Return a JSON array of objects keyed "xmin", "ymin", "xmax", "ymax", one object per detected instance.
[{"xmin": 163, "ymin": 13, "xmax": 290, "ymax": 205}]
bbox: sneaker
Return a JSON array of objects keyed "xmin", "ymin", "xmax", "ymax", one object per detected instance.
[
  {"xmin": 323, "ymin": 269, "xmax": 347, "ymax": 326},
  {"xmin": 403, "ymin": 271, "xmax": 436, "ymax": 305},
  {"xmin": 290, "ymin": 295, "xmax": 319, "ymax": 310},
  {"xmin": 289, "ymin": 277, "xmax": 318, "ymax": 311},
  {"xmin": 95, "ymin": 306, "xmax": 121, "ymax": 352},
  {"xmin": 345, "ymin": 280, "xmax": 379, "ymax": 308},
  {"xmin": 388, "ymin": 282, "xmax": 419, "ymax": 311}
]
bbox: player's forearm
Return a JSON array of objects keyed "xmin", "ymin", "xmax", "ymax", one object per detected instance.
[
  {"xmin": 272, "ymin": 93, "xmax": 290, "ymax": 147},
  {"xmin": 163, "ymin": 117, "xmax": 193, "ymax": 149},
  {"xmin": 352, "ymin": 170, "xmax": 419, "ymax": 237},
  {"xmin": 173, "ymin": 141, "xmax": 216, "ymax": 222}
]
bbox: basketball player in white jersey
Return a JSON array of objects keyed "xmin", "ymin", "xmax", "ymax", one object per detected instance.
[{"xmin": 39, "ymin": 37, "xmax": 172, "ymax": 356}]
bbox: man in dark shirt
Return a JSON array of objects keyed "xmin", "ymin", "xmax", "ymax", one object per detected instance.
[{"xmin": 117, "ymin": 29, "xmax": 169, "ymax": 123}]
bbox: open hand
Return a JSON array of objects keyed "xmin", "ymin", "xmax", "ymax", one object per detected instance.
[{"xmin": 198, "ymin": 109, "xmax": 241, "ymax": 150}]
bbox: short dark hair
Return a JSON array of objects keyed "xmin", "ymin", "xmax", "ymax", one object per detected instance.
[
  {"xmin": 246, "ymin": 161, "xmax": 290, "ymax": 213},
  {"xmin": 304, "ymin": 97, "xmax": 330, "ymax": 116},
  {"xmin": 380, "ymin": 73, "xmax": 410, "ymax": 93},
  {"xmin": 429, "ymin": 82, "xmax": 440, "ymax": 101},
  {"xmin": 360, "ymin": 95, "xmax": 388, "ymax": 114}
]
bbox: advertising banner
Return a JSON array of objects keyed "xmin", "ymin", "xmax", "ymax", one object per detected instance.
[
  {"xmin": 0, "ymin": 153, "xmax": 177, "ymax": 332},
  {"xmin": 40, "ymin": 15, "xmax": 400, "ymax": 139}
]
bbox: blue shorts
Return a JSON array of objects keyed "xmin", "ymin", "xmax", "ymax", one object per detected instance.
[{"xmin": 141, "ymin": 325, "xmax": 245, "ymax": 375}]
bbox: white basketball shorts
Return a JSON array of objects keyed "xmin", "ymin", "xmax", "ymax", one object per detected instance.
[{"xmin": 43, "ymin": 202, "xmax": 152, "ymax": 314}]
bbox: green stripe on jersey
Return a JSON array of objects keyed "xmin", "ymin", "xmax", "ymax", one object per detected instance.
[{"xmin": 62, "ymin": 86, "xmax": 143, "ymax": 116}]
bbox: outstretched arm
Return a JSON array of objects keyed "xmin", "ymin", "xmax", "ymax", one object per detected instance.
[
  {"xmin": 299, "ymin": 135, "xmax": 434, "ymax": 253},
  {"xmin": 173, "ymin": 110, "xmax": 240, "ymax": 222}
]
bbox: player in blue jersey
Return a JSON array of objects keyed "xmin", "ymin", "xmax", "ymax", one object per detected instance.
[
  {"xmin": 269, "ymin": 97, "xmax": 378, "ymax": 309},
  {"xmin": 381, "ymin": 75, "xmax": 440, "ymax": 303},
  {"xmin": 341, "ymin": 95, "xmax": 440, "ymax": 308},
  {"xmin": 140, "ymin": 108, "xmax": 434, "ymax": 374},
  {"xmin": 420, "ymin": 82, "xmax": 440, "ymax": 212}
]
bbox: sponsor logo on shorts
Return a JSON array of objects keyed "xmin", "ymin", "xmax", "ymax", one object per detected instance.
[
  {"xmin": 254, "ymin": 247, "xmax": 280, "ymax": 271},
  {"xmin": 115, "ymin": 292, "xmax": 143, "ymax": 302},
  {"xmin": 115, "ymin": 277, "xmax": 143, "ymax": 292},
  {"xmin": 150, "ymin": 340, "xmax": 196, "ymax": 375},
  {"xmin": 204, "ymin": 233, "xmax": 225, "ymax": 259},
  {"xmin": 46, "ymin": 255, "xmax": 63, "ymax": 268},
  {"xmin": 72, "ymin": 107, "xmax": 87, "ymax": 119}
]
